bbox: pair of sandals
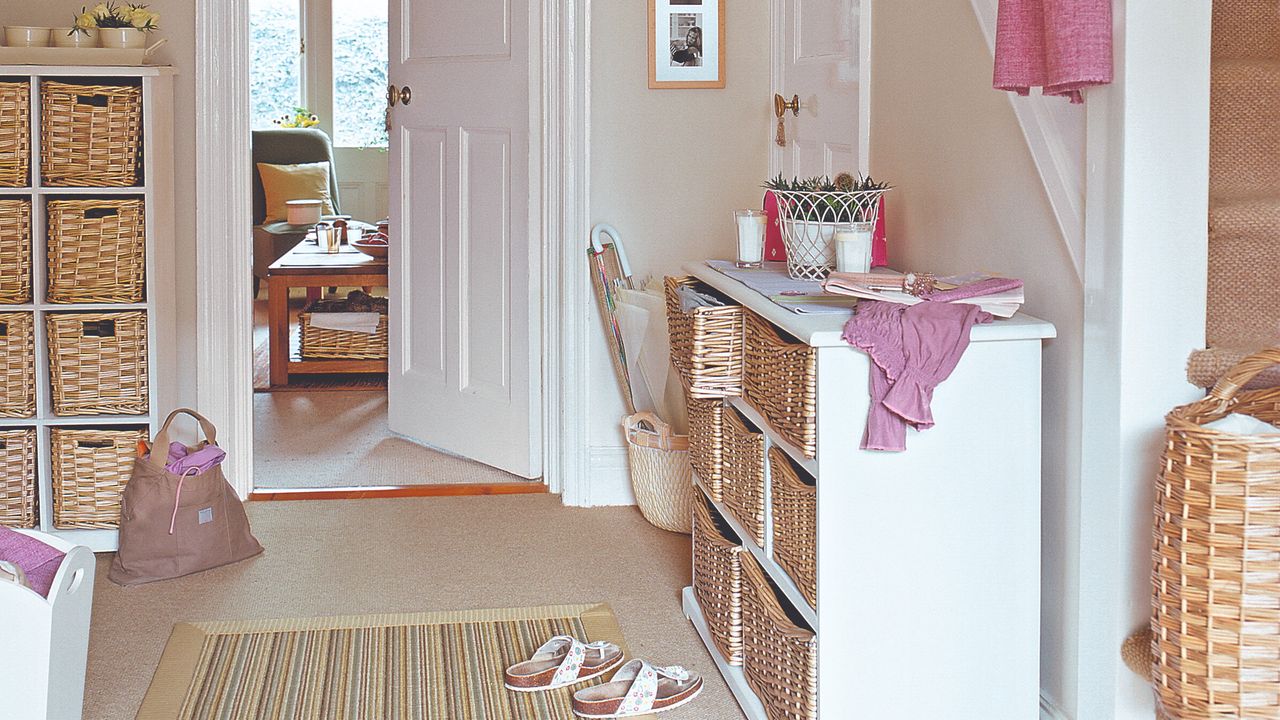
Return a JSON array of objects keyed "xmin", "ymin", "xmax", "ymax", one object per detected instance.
[{"xmin": 503, "ymin": 635, "xmax": 703, "ymax": 718}]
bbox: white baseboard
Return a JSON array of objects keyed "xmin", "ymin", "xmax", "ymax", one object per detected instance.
[
  {"xmin": 1041, "ymin": 692, "xmax": 1069, "ymax": 720},
  {"xmin": 565, "ymin": 446, "xmax": 636, "ymax": 507}
]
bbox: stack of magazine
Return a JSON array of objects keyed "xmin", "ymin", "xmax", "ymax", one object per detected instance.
[{"xmin": 823, "ymin": 271, "xmax": 1025, "ymax": 318}]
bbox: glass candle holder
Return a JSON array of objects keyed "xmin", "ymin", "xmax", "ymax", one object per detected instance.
[
  {"xmin": 733, "ymin": 209, "xmax": 767, "ymax": 268},
  {"xmin": 834, "ymin": 222, "xmax": 874, "ymax": 274}
]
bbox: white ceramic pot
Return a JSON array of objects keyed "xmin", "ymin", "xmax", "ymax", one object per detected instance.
[
  {"xmin": 96, "ymin": 27, "xmax": 148, "ymax": 50},
  {"xmin": 52, "ymin": 28, "xmax": 96, "ymax": 48},
  {"xmin": 4, "ymin": 26, "xmax": 52, "ymax": 47}
]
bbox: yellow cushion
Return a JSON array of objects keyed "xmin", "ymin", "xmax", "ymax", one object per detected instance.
[{"xmin": 256, "ymin": 161, "xmax": 335, "ymax": 223}]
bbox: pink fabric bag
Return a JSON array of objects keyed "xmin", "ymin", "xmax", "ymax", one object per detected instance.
[{"xmin": 993, "ymin": 0, "xmax": 1113, "ymax": 103}]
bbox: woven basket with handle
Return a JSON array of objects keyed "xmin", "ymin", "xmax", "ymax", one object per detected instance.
[
  {"xmin": 0, "ymin": 198, "xmax": 32, "ymax": 303},
  {"xmin": 665, "ymin": 275, "xmax": 744, "ymax": 399},
  {"xmin": 41, "ymin": 81, "xmax": 143, "ymax": 187},
  {"xmin": 721, "ymin": 405, "xmax": 766, "ymax": 547},
  {"xmin": 299, "ymin": 311, "xmax": 389, "ymax": 360},
  {"xmin": 47, "ymin": 198, "xmax": 146, "ymax": 303},
  {"xmin": 741, "ymin": 552, "xmax": 818, "ymax": 720},
  {"xmin": 692, "ymin": 495, "xmax": 745, "ymax": 666},
  {"xmin": 0, "ymin": 428, "xmax": 36, "ymax": 528},
  {"xmin": 51, "ymin": 427, "xmax": 147, "ymax": 529},
  {"xmin": 48, "ymin": 311, "xmax": 149, "ymax": 416},
  {"xmin": 744, "ymin": 311, "xmax": 817, "ymax": 459},
  {"xmin": 624, "ymin": 411, "xmax": 694, "ymax": 534},
  {"xmin": 0, "ymin": 81, "xmax": 30, "ymax": 187},
  {"xmin": 686, "ymin": 391, "xmax": 725, "ymax": 501},
  {"xmin": 0, "ymin": 312, "xmax": 36, "ymax": 418},
  {"xmin": 1152, "ymin": 347, "xmax": 1280, "ymax": 719},
  {"xmin": 770, "ymin": 446, "xmax": 816, "ymax": 609}
]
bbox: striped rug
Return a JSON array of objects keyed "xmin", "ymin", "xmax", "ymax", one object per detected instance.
[{"xmin": 138, "ymin": 604, "xmax": 648, "ymax": 720}]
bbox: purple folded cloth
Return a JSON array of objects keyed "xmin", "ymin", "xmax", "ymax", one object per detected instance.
[
  {"xmin": 923, "ymin": 277, "xmax": 1023, "ymax": 303},
  {"xmin": 0, "ymin": 526, "xmax": 65, "ymax": 598},
  {"xmin": 163, "ymin": 441, "xmax": 226, "ymax": 475}
]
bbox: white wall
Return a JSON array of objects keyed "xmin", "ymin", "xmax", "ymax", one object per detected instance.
[
  {"xmin": 584, "ymin": 0, "xmax": 772, "ymax": 504},
  {"xmin": 867, "ymin": 2, "xmax": 1085, "ymax": 715}
]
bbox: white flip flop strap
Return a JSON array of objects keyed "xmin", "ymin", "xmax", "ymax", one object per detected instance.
[
  {"xmin": 549, "ymin": 638, "xmax": 613, "ymax": 687},
  {"xmin": 617, "ymin": 662, "xmax": 689, "ymax": 714}
]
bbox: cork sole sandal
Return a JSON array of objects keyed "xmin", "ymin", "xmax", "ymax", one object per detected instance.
[
  {"xmin": 504, "ymin": 636, "xmax": 625, "ymax": 692},
  {"xmin": 571, "ymin": 659, "xmax": 704, "ymax": 718}
]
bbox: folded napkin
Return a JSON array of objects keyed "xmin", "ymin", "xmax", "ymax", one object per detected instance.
[
  {"xmin": 164, "ymin": 441, "xmax": 227, "ymax": 475},
  {"xmin": 308, "ymin": 312, "xmax": 382, "ymax": 334}
]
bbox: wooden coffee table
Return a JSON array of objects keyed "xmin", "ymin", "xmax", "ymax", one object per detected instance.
[{"xmin": 266, "ymin": 238, "xmax": 389, "ymax": 387}]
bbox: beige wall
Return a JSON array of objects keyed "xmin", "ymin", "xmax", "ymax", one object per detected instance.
[
  {"xmin": 587, "ymin": 0, "xmax": 772, "ymax": 451},
  {"xmin": 869, "ymin": 3, "xmax": 1084, "ymax": 713}
]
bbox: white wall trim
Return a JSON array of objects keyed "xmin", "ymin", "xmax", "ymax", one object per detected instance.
[
  {"xmin": 196, "ymin": 0, "xmax": 255, "ymax": 498},
  {"xmin": 580, "ymin": 447, "xmax": 637, "ymax": 507},
  {"xmin": 195, "ymin": 0, "xmax": 588, "ymax": 500}
]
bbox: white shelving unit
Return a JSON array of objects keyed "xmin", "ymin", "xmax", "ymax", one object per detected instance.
[
  {"xmin": 0, "ymin": 65, "xmax": 176, "ymax": 552},
  {"xmin": 681, "ymin": 262, "xmax": 1055, "ymax": 719}
]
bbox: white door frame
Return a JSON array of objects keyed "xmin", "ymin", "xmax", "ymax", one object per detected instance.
[{"xmin": 193, "ymin": 0, "xmax": 593, "ymax": 501}]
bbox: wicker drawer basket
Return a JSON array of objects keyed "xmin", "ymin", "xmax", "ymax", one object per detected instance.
[
  {"xmin": 744, "ymin": 311, "xmax": 817, "ymax": 460},
  {"xmin": 47, "ymin": 198, "xmax": 146, "ymax": 303},
  {"xmin": 721, "ymin": 405, "xmax": 766, "ymax": 546},
  {"xmin": 770, "ymin": 446, "xmax": 817, "ymax": 609},
  {"xmin": 51, "ymin": 427, "xmax": 145, "ymax": 529},
  {"xmin": 741, "ymin": 552, "xmax": 818, "ymax": 720},
  {"xmin": 693, "ymin": 496, "xmax": 745, "ymax": 666},
  {"xmin": 687, "ymin": 393, "xmax": 725, "ymax": 500},
  {"xmin": 0, "ymin": 312, "xmax": 36, "ymax": 418},
  {"xmin": 48, "ymin": 311, "xmax": 149, "ymax": 416},
  {"xmin": 41, "ymin": 81, "xmax": 143, "ymax": 188},
  {"xmin": 0, "ymin": 428, "xmax": 37, "ymax": 528},
  {"xmin": 666, "ymin": 275, "xmax": 744, "ymax": 399},
  {"xmin": 299, "ymin": 312, "xmax": 389, "ymax": 360},
  {"xmin": 0, "ymin": 81, "xmax": 31, "ymax": 187},
  {"xmin": 0, "ymin": 197, "xmax": 32, "ymax": 303}
]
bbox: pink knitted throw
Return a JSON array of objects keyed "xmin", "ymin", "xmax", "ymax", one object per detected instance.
[{"xmin": 993, "ymin": 0, "xmax": 1113, "ymax": 103}]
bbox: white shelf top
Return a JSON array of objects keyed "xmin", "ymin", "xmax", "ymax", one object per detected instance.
[
  {"xmin": 0, "ymin": 65, "xmax": 175, "ymax": 77},
  {"xmin": 684, "ymin": 262, "xmax": 1057, "ymax": 348}
]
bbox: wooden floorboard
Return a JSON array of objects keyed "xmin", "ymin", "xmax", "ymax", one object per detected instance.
[{"xmin": 249, "ymin": 483, "xmax": 549, "ymax": 501}]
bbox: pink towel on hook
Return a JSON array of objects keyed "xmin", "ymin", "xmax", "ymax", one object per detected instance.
[{"xmin": 993, "ymin": 0, "xmax": 1113, "ymax": 103}]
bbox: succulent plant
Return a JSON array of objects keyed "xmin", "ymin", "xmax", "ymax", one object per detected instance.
[{"xmin": 763, "ymin": 172, "xmax": 891, "ymax": 223}]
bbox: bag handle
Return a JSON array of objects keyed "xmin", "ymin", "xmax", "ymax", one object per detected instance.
[
  {"xmin": 624, "ymin": 411, "xmax": 676, "ymax": 450},
  {"xmin": 150, "ymin": 408, "xmax": 219, "ymax": 469},
  {"xmin": 1208, "ymin": 346, "xmax": 1280, "ymax": 411}
]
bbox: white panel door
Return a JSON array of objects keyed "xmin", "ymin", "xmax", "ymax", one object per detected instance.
[
  {"xmin": 772, "ymin": 0, "xmax": 869, "ymax": 178},
  {"xmin": 388, "ymin": 0, "xmax": 541, "ymax": 478}
]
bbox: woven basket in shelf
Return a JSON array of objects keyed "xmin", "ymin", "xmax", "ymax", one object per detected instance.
[
  {"xmin": 693, "ymin": 496, "xmax": 745, "ymax": 666},
  {"xmin": 721, "ymin": 405, "xmax": 766, "ymax": 547},
  {"xmin": 665, "ymin": 275, "xmax": 744, "ymax": 399},
  {"xmin": 0, "ymin": 198, "xmax": 32, "ymax": 303},
  {"xmin": 41, "ymin": 81, "xmax": 143, "ymax": 188},
  {"xmin": 0, "ymin": 428, "xmax": 37, "ymax": 528},
  {"xmin": 1152, "ymin": 348, "xmax": 1280, "ymax": 720},
  {"xmin": 48, "ymin": 311, "xmax": 149, "ymax": 416},
  {"xmin": 47, "ymin": 198, "xmax": 146, "ymax": 303},
  {"xmin": 299, "ymin": 311, "xmax": 389, "ymax": 360},
  {"xmin": 687, "ymin": 392, "xmax": 725, "ymax": 500},
  {"xmin": 744, "ymin": 311, "xmax": 817, "ymax": 459},
  {"xmin": 0, "ymin": 312, "xmax": 36, "ymax": 418},
  {"xmin": 624, "ymin": 412, "xmax": 695, "ymax": 534},
  {"xmin": 51, "ymin": 427, "xmax": 145, "ymax": 529},
  {"xmin": 770, "ymin": 446, "xmax": 817, "ymax": 609},
  {"xmin": 741, "ymin": 552, "xmax": 818, "ymax": 720},
  {"xmin": 0, "ymin": 81, "xmax": 31, "ymax": 187}
]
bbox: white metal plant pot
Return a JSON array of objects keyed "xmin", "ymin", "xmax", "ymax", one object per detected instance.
[{"xmin": 770, "ymin": 188, "xmax": 889, "ymax": 280}]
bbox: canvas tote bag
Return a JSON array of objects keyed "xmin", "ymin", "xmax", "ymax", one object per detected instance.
[{"xmin": 108, "ymin": 409, "xmax": 263, "ymax": 585}]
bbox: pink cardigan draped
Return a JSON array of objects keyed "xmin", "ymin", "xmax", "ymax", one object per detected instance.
[{"xmin": 993, "ymin": 0, "xmax": 1113, "ymax": 103}]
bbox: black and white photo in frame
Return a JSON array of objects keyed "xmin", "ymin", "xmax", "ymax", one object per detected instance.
[{"xmin": 649, "ymin": 0, "xmax": 724, "ymax": 88}]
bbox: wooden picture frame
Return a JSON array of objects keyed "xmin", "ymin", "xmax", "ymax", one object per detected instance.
[{"xmin": 649, "ymin": 0, "xmax": 726, "ymax": 89}]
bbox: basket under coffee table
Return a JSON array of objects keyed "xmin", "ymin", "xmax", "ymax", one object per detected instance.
[{"xmin": 266, "ymin": 238, "xmax": 388, "ymax": 387}]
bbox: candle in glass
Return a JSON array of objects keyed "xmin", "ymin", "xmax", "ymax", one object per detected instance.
[
  {"xmin": 733, "ymin": 210, "xmax": 767, "ymax": 268},
  {"xmin": 834, "ymin": 222, "xmax": 873, "ymax": 273}
]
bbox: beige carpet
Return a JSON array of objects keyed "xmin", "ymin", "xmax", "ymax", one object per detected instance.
[
  {"xmin": 254, "ymin": 391, "xmax": 533, "ymax": 488},
  {"xmin": 85, "ymin": 495, "xmax": 744, "ymax": 720}
]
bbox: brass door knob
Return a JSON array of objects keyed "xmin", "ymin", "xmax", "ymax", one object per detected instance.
[
  {"xmin": 774, "ymin": 93, "xmax": 799, "ymax": 118},
  {"xmin": 387, "ymin": 84, "xmax": 399, "ymax": 108},
  {"xmin": 399, "ymin": 86, "xmax": 413, "ymax": 106}
]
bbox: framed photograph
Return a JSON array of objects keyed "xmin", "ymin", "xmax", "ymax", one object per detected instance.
[{"xmin": 649, "ymin": 0, "xmax": 725, "ymax": 89}]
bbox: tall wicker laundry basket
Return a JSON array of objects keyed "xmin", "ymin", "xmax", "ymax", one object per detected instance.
[
  {"xmin": 624, "ymin": 412, "xmax": 694, "ymax": 534},
  {"xmin": 1151, "ymin": 348, "xmax": 1280, "ymax": 720}
]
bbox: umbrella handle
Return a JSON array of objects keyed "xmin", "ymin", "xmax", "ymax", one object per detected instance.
[{"xmin": 590, "ymin": 223, "xmax": 633, "ymax": 280}]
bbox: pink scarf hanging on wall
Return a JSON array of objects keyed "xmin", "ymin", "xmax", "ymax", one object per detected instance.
[{"xmin": 993, "ymin": 0, "xmax": 1114, "ymax": 103}]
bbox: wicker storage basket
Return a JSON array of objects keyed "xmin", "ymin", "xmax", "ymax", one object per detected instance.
[
  {"xmin": 721, "ymin": 405, "xmax": 766, "ymax": 546},
  {"xmin": 687, "ymin": 392, "xmax": 725, "ymax": 501},
  {"xmin": 48, "ymin": 311, "xmax": 149, "ymax": 416},
  {"xmin": 0, "ymin": 81, "xmax": 31, "ymax": 187},
  {"xmin": 741, "ymin": 552, "xmax": 818, "ymax": 720},
  {"xmin": 744, "ymin": 311, "xmax": 817, "ymax": 459},
  {"xmin": 693, "ymin": 496, "xmax": 745, "ymax": 666},
  {"xmin": 46, "ymin": 198, "xmax": 146, "ymax": 303},
  {"xmin": 624, "ymin": 411, "xmax": 695, "ymax": 534},
  {"xmin": 770, "ymin": 446, "xmax": 817, "ymax": 608},
  {"xmin": 0, "ymin": 312, "xmax": 36, "ymax": 418},
  {"xmin": 0, "ymin": 197, "xmax": 32, "ymax": 303},
  {"xmin": 51, "ymin": 427, "xmax": 145, "ymax": 529},
  {"xmin": 0, "ymin": 428, "xmax": 37, "ymax": 528},
  {"xmin": 299, "ymin": 311, "xmax": 389, "ymax": 360},
  {"xmin": 41, "ymin": 81, "xmax": 143, "ymax": 187},
  {"xmin": 665, "ymin": 276, "xmax": 744, "ymax": 399},
  {"xmin": 1152, "ymin": 348, "xmax": 1280, "ymax": 720}
]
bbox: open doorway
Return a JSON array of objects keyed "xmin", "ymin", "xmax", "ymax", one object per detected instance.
[{"xmin": 244, "ymin": 0, "xmax": 544, "ymax": 494}]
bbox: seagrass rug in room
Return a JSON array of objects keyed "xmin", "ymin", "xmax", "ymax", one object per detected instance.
[{"xmin": 137, "ymin": 603, "xmax": 650, "ymax": 720}]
